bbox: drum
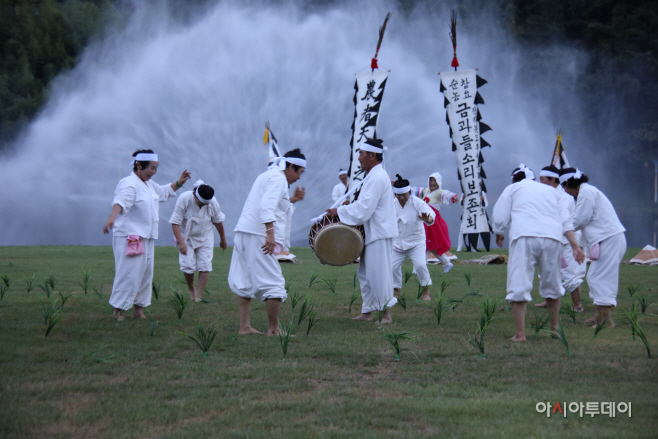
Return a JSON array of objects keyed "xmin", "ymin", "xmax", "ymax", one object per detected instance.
[{"xmin": 309, "ymin": 215, "xmax": 365, "ymax": 266}]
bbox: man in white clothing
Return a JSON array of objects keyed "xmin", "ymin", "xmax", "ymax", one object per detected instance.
[
  {"xmin": 391, "ymin": 174, "xmax": 435, "ymax": 301},
  {"xmin": 493, "ymin": 165, "xmax": 585, "ymax": 342},
  {"xmin": 326, "ymin": 138, "xmax": 398, "ymax": 323},
  {"xmin": 170, "ymin": 181, "xmax": 227, "ymax": 302},
  {"xmin": 331, "ymin": 169, "xmax": 349, "ymax": 205},
  {"xmin": 535, "ymin": 165, "xmax": 586, "ymax": 312},
  {"xmin": 228, "ymin": 149, "xmax": 306, "ymax": 335}
]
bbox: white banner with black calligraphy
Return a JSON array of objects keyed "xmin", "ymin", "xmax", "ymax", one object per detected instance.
[
  {"xmin": 347, "ymin": 71, "xmax": 388, "ymax": 200},
  {"xmin": 439, "ymin": 69, "xmax": 492, "ymax": 236}
]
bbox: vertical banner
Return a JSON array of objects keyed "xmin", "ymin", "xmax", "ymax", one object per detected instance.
[
  {"xmin": 551, "ymin": 131, "xmax": 571, "ymax": 169},
  {"xmin": 264, "ymin": 124, "xmax": 282, "ymax": 169},
  {"xmin": 439, "ymin": 69, "xmax": 491, "ymax": 236},
  {"xmin": 347, "ymin": 71, "xmax": 388, "ymax": 200}
]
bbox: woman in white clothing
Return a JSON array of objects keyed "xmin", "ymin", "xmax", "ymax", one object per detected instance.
[
  {"xmin": 559, "ymin": 168, "xmax": 626, "ymax": 328},
  {"xmin": 103, "ymin": 149, "xmax": 191, "ymax": 321}
]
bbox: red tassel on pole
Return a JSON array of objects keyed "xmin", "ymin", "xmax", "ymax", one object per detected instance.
[
  {"xmin": 371, "ymin": 58, "xmax": 379, "ymax": 69},
  {"xmin": 451, "ymin": 51, "xmax": 459, "ymax": 68}
]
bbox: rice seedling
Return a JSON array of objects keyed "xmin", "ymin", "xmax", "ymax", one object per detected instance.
[
  {"xmin": 623, "ymin": 306, "xmax": 651, "ymax": 358},
  {"xmin": 183, "ymin": 319, "xmax": 225, "ymax": 359},
  {"xmin": 529, "ymin": 310, "xmax": 551, "ymax": 338},
  {"xmin": 151, "ymin": 281, "xmax": 162, "ymax": 301},
  {"xmin": 467, "ymin": 323, "xmax": 486, "ymax": 358},
  {"xmin": 478, "ymin": 295, "xmax": 500, "ymax": 331},
  {"xmin": 625, "ymin": 282, "xmax": 641, "ymax": 298},
  {"xmin": 593, "ymin": 316, "xmax": 612, "ymax": 339},
  {"xmin": 422, "ymin": 294, "xmax": 451, "ymax": 325},
  {"xmin": 78, "ymin": 270, "xmax": 91, "ymax": 295},
  {"xmin": 22, "ymin": 274, "xmax": 35, "ymax": 295},
  {"xmin": 297, "ymin": 297, "xmax": 312, "ymax": 326},
  {"xmin": 169, "ymin": 290, "xmax": 188, "ymax": 323},
  {"xmin": 352, "ymin": 271, "xmax": 358, "ymax": 289},
  {"xmin": 403, "ymin": 268, "xmax": 414, "ymax": 287},
  {"xmin": 289, "ymin": 288, "xmax": 303, "ymax": 310},
  {"xmin": 636, "ymin": 294, "xmax": 654, "ymax": 315},
  {"xmin": 560, "ymin": 299, "xmax": 578, "ymax": 323},
  {"xmin": 146, "ymin": 310, "xmax": 166, "ymax": 336},
  {"xmin": 463, "ymin": 270, "xmax": 472, "ymax": 288},
  {"xmin": 381, "ymin": 327, "xmax": 417, "ymax": 361},
  {"xmin": 415, "ymin": 281, "xmax": 426, "ymax": 303},
  {"xmin": 308, "ymin": 270, "xmax": 319, "ymax": 288},
  {"xmin": 348, "ymin": 290, "xmax": 360, "ymax": 313},
  {"xmin": 447, "ymin": 291, "xmax": 480, "ymax": 312},
  {"xmin": 80, "ymin": 345, "xmax": 115, "ymax": 364},
  {"xmin": 439, "ymin": 275, "xmax": 453, "ymax": 295},
  {"xmin": 92, "ymin": 283, "xmax": 105, "ymax": 300},
  {"xmin": 57, "ymin": 289, "xmax": 75, "ymax": 308},
  {"xmin": 45, "ymin": 275, "xmax": 58, "ymax": 290},
  {"xmin": 321, "ymin": 276, "xmax": 337, "ymax": 296},
  {"xmin": 0, "ymin": 284, "xmax": 9, "ymax": 301},
  {"xmin": 375, "ymin": 299, "xmax": 392, "ymax": 328},
  {"xmin": 278, "ymin": 318, "xmax": 295, "ymax": 356},
  {"xmin": 37, "ymin": 280, "xmax": 53, "ymax": 299},
  {"xmin": 547, "ymin": 323, "xmax": 571, "ymax": 358},
  {"xmin": 396, "ymin": 290, "xmax": 407, "ymax": 312},
  {"xmin": 42, "ymin": 298, "xmax": 63, "ymax": 338},
  {"xmin": 306, "ymin": 305, "xmax": 321, "ymax": 336},
  {"xmin": 285, "ymin": 281, "xmax": 294, "ymax": 297}
]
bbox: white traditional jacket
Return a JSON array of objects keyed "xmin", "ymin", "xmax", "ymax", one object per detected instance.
[
  {"xmin": 169, "ymin": 191, "xmax": 225, "ymax": 249},
  {"xmin": 492, "ymin": 179, "xmax": 572, "ymax": 243},
  {"xmin": 393, "ymin": 195, "xmax": 435, "ymax": 251},
  {"xmin": 337, "ymin": 164, "xmax": 398, "ymax": 245},
  {"xmin": 332, "ymin": 182, "xmax": 347, "ymax": 203},
  {"xmin": 572, "ymin": 183, "xmax": 625, "ymax": 245},
  {"xmin": 112, "ymin": 172, "xmax": 176, "ymax": 239},
  {"xmin": 234, "ymin": 168, "xmax": 291, "ymax": 246}
]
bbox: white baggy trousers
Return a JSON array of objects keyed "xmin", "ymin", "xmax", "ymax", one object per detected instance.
[
  {"xmin": 506, "ymin": 236, "xmax": 562, "ymax": 303},
  {"xmin": 561, "ymin": 242, "xmax": 587, "ymax": 294},
  {"xmin": 358, "ymin": 238, "xmax": 398, "ymax": 313},
  {"xmin": 109, "ymin": 236, "xmax": 155, "ymax": 310},
  {"xmin": 392, "ymin": 244, "xmax": 432, "ymax": 289},
  {"xmin": 587, "ymin": 232, "xmax": 626, "ymax": 307},
  {"xmin": 228, "ymin": 232, "xmax": 287, "ymax": 302}
]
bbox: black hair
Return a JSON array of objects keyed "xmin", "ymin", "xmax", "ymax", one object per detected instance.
[
  {"xmin": 559, "ymin": 167, "xmax": 589, "ymax": 188},
  {"xmin": 283, "ymin": 148, "xmax": 306, "ymax": 172},
  {"xmin": 393, "ymin": 174, "xmax": 410, "ymax": 188},
  {"xmin": 197, "ymin": 184, "xmax": 214, "ymax": 200},
  {"xmin": 511, "ymin": 168, "xmax": 526, "ymax": 183},
  {"xmin": 364, "ymin": 137, "xmax": 384, "ymax": 163},
  {"xmin": 132, "ymin": 149, "xmax": 156, "ymax": 172},
  {"xmin": 541, "ymin": 165, "xmax": 560, "ymax": 183}
]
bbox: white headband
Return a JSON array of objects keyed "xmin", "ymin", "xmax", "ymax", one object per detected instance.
[
  {"xmin": 512, "ymin": 163, "xmax": 535, "ymax": 180},
  {"xmin": 272, "ymin": 156, "xmax": 307, "ymax": 168},
  {"xmin": 393, "ymin": 186, "xmax": 411, "ymax": 194},
  {"xmin": 193, "ymin": 179, "xmax": 205, "ymax": 189},
  {"xmin": 360, "ymin": 144, "xmax": 388, "ymax": 154},
  {"xmin": 559, "ymin": 168, "xmax": 582, "ymax": 184},
  {"xmin": 540, "ymin": 170, "xmax": 559, "ymax": 178},
  {"xmin": 133, "ymin": 153, "xmax": 158, "ymax": 162},
  {"xmin": 338, "ymin": 170, "xmax": 348, "ymax": 176},
  {"xmin": 194, "ymin": 186, "xmax": 212, "ymax": 204}
]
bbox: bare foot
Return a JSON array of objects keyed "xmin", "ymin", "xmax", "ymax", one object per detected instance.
[
  {"xmin": 535, "ymin": 302, "xmax": 547, "ymax": 308},
  {"xmin": 194, "ymin": 297, "xmax": 202, "ymax": 303},
  {"xmin": 379, "ymin": 314, "xmax": 393, "ymax": 325},
  {"xmin": 583, "ymin": 316, "xmax": 597, "ymax": 325},
  {"xmin": 238, "ymin": 327, "xmax": 263, "ymax": 335},
  {"xmin": 573, "ymin": 305, "xmax": 584, "ymax": 313},
  {"xmin": 353, "ymin": 313, "xmax": 373, "ymax": 321},
  {"xmin": 394, "ymin": 289, "xmax": 400, "ymax": 299},
  {"xmin": 267, "ymin": 330, "xmax": 279, "ymax": 336},
  {"xmin": 113, "ymin": 310, "xmax": 124, "ymax": 322},
  {"xmin": 510, "ymin": 335, "xmax": 526, "ymax": 342},
  {"xmin": 421, "ymin": 291, "xmax": 431, "ymax": 301},
  {"xmin": 589, "ymin": 319, "xmax": 615, "ymax": 329},
  {"xmin": 133, "ymin": 313, "xmax": 147, "ymax": 320}
]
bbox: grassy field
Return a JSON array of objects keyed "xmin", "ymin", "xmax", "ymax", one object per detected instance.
[{"xmin": 0, "ymin": 245, "xmax": 656, "ymax": 438}]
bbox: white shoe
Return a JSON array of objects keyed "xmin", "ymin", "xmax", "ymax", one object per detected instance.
[{"xmin": 443, "ymin": 262, "xmax": 453, "ymax": 273}]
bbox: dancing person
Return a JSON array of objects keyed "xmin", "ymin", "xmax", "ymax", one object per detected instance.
[
  {"xmin": 535, "ymin": 165, "xmax": 586, "ymax": 312},
  {"xmin": 103, "ymin": 149, "xmax": 191, "ymax": 321},
  {"xmin": 412, "ymin": 172, "xmax": 459, "ymax": 271},
  {"xmin": 492, "ymin": 165, "xmax": 585, "ymax": 342},
  {"xmin": 560, "ymin": 167, "xmax": 626, "ymax": 328},
  {"xmin": 332, "ymin": 169, "xmax": 349, "ymax": 205},
  {"xmin": 228, "ymin": 149, "xmax": 306, "ymax": 335},
  {"xmin": 326, "ymin": 138, "xmax": 398, "ymax": 323},
  {"xmin": 170, "ymin": 180, "xmax": 227, "ymax": 302},
  {"xmin": 391, "ymin": 174, "xmax": 435, "ymax": 300}
]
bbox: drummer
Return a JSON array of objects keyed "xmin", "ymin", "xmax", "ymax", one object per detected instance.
[
  {"xmin": 326, "ymin": 137, "xmax": 398, "ymax": 324},
  {"xmin": 391, "ymin": 174, "xmax": 436, "ymax": 301}
]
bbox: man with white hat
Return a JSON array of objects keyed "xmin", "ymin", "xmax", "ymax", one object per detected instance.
[
  {"xmin": 170, "ymin": 180, "xmax": 227, "ymax": 302},
  {"xmin": 332, "ymin": 169, "xmax": 350, "ymax": 205},
  {"xmin": 326, "ymin": 138, "xmax": 398, "ymax": 324}
]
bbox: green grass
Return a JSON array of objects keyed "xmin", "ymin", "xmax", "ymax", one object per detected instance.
[{"xmin": 0, "ymin": 245, "xmax": 656, "ymax": 438}]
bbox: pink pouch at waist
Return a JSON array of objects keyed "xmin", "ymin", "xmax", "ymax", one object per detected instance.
[
  {"xmin": 590, "ymin": 242, "xmax": 600, "ymax": 260},
  {"xmin": 273, "ymin": 243, "xmax": 281, "ymax": 256},
  {"xmin": 561, "ymin": 256, "xmax": 569, "ymax": 269},
  {"xmin": 126, "ymin": 235, "xmax": 145, "ymax": 256}
]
